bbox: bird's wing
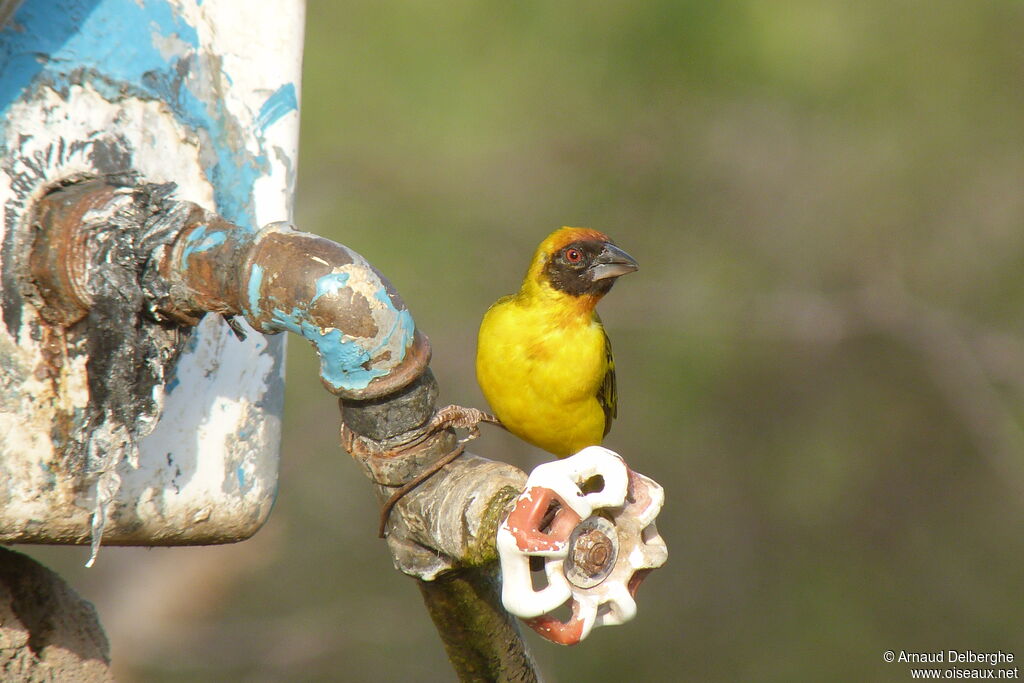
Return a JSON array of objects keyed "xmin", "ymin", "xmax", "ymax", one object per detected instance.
[{"xmin": 598, "ymin": 327, "xmax": 617, "ymax": 436}]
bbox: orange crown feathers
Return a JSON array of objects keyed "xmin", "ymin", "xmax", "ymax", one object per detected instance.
[
  {"xmin": 537, "ymin": 227, "xmax": 612, "ymax": 258},
  {"xmin": 522, "ymin": 227, "xmax": 615, "ymax": 297}
]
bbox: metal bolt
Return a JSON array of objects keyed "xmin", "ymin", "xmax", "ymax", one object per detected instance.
[
  {"xmin": 573, "ymin": 529, "xmax": 614, "ymax": 576},
  {"xmin": 564, "ymin": 515, "xmax": 619, "ymax": 589}
]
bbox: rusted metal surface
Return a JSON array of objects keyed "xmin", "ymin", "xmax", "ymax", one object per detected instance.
[
  {"xmin": 21, "ymin": 180, "xmax": 432, "ymax": 400},
  {"xmin": 568, "ymin": 523, "xmax": 617, "ymax": 584},
  {"xmin": 161, "ymin": 220, "xmax": 431, "ymax": 399},
  {"xmin": 28, "ymin": 182, "xmax": 119, "ymax": 327},
  {"xmin": 2, "ymin": 177, "xmax": 283, "ymax": 553},
  {"xmin": 14, "ymin": 180, "xmax": 196, "ymax": 558},
  {"xmin": 339, "ymin": 371, "xmax": 540, "ymax": 681}
]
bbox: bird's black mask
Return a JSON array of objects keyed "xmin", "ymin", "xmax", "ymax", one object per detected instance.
[{"xmin": 543, "ymin": 240, "xmax": 638, "ymax": 297}]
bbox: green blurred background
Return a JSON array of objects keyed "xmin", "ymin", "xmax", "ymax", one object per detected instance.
[{"xmin": 28, "ymin": 1, "xmax": 1024, "ymax": 680}]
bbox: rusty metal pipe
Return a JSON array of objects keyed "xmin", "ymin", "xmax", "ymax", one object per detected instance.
[
  {"xmin": 158, "ymin": 213, "xmax": 431, "ymax": 399},
  {"xmin": 340, "ymin": 371, "xmax": 539, "ymax": 682},
  {"xmin": 30, "ymin": 178, "xmax": 430, "ymax": 400},
  {"xmin": 29, "ymin": 181, "xmax": 121, "ymax": 327}
]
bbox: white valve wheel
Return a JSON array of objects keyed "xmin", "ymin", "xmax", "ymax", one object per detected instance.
[{"xmin": 497, "ymin": 446, "xmax": 668, "ymax": 645}]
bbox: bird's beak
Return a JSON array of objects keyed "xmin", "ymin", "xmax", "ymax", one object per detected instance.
[{"xmin": 588, "ymin": 243, "xmax": 639, "ymax": 281}]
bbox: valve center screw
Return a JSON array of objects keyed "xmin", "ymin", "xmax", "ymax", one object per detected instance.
[
  {"xmin": 565, "ymin": 515, "xmax": 619, "ymax": 588},
  {"xmin": 574, "ymin": 529, "xmax": 614, "ymax": 576}
]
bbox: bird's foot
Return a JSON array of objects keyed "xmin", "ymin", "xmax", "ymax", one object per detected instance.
[
  {"xmin": 374, "ymin": 406, "xmax": 502, "ymax": 538},
  {"xmin": 428, "ymin": 404, "xmax": 502, "ymax": 444}
]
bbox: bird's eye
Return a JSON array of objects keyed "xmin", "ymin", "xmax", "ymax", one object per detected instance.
[{"xmin": 565, "ymin": 248, "xmax": 583, "ymax": 263}]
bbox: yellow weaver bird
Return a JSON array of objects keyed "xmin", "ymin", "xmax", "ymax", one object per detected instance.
[{"xmin": 476, "ymin": 227, "xmax": 638, "ymax": 457}]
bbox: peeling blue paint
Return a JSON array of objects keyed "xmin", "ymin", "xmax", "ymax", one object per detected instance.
[
  {"xmin": 164, "ymin": 327, "xmax": 199, "ymax": 393},
  {"xmin": 269, "ymin": 306, "xmax": 388, "ymax": 392},
  {"xmin": 374, "ymin": 285, "xmax": 416, "ymax": 353},
  {"xmin": 0, "ymin": 0, "xmax": 196, "ymax": 108},
  {"xmin": 238, "ymin": 422, "xmax": 255, "ymax": 440},
  {"xmin": 256, "ymin": 83, "xmax": 297, "ymax": 132},
  {"xmin": 0, "ymin": 0, "xmax": 285, "ymax": 231},
  {"xmin": 265, "ymin": 282, "xmax": 415, "ymax": 392},
  {"xmin": 247, "ymin": 263, "xmax": 265, "ymax": 319},
  {"xmin": 310, "ymin": 272, "xmax": 350, "ymax": 305},
  {"xmin": 236, "ymin": 465, "xmax": 245, "ymax": 488},
  {"xmin": 390, "ymin": 310, "xmax": 416, "ymax": 353},
  {"xmin": 179, "ymin": 224, "xmax": 227, "ymax": 267},
  {"xmin": 207, "ymin": 99, "xmax": 268, "ymax": 228}
]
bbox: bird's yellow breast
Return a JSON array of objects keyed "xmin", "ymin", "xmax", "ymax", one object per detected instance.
[{"xmin": 476, "ymin": 294, "xmax": 609, "ymax": 457}]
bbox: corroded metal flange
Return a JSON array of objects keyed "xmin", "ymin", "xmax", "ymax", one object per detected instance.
[{"xmin": 29, "ymin": 182, "xmax": 121, "ymax": 326}]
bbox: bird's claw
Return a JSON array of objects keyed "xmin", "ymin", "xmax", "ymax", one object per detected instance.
[
  {"xmin": 419, "ymin": 405, "xmax": 502, "ymax": 446},
  {"xmin": 374, "ymin": 405, "xmax": 501, "ymax": 538},
  {"xmin": 430, "ymin": 405, "xmax": 500, "ymax": 441}
]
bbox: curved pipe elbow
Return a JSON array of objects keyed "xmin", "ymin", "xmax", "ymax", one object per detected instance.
[{"xmin": 165, "ymin": 219, "xmax": 430, "ymax": 399}]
